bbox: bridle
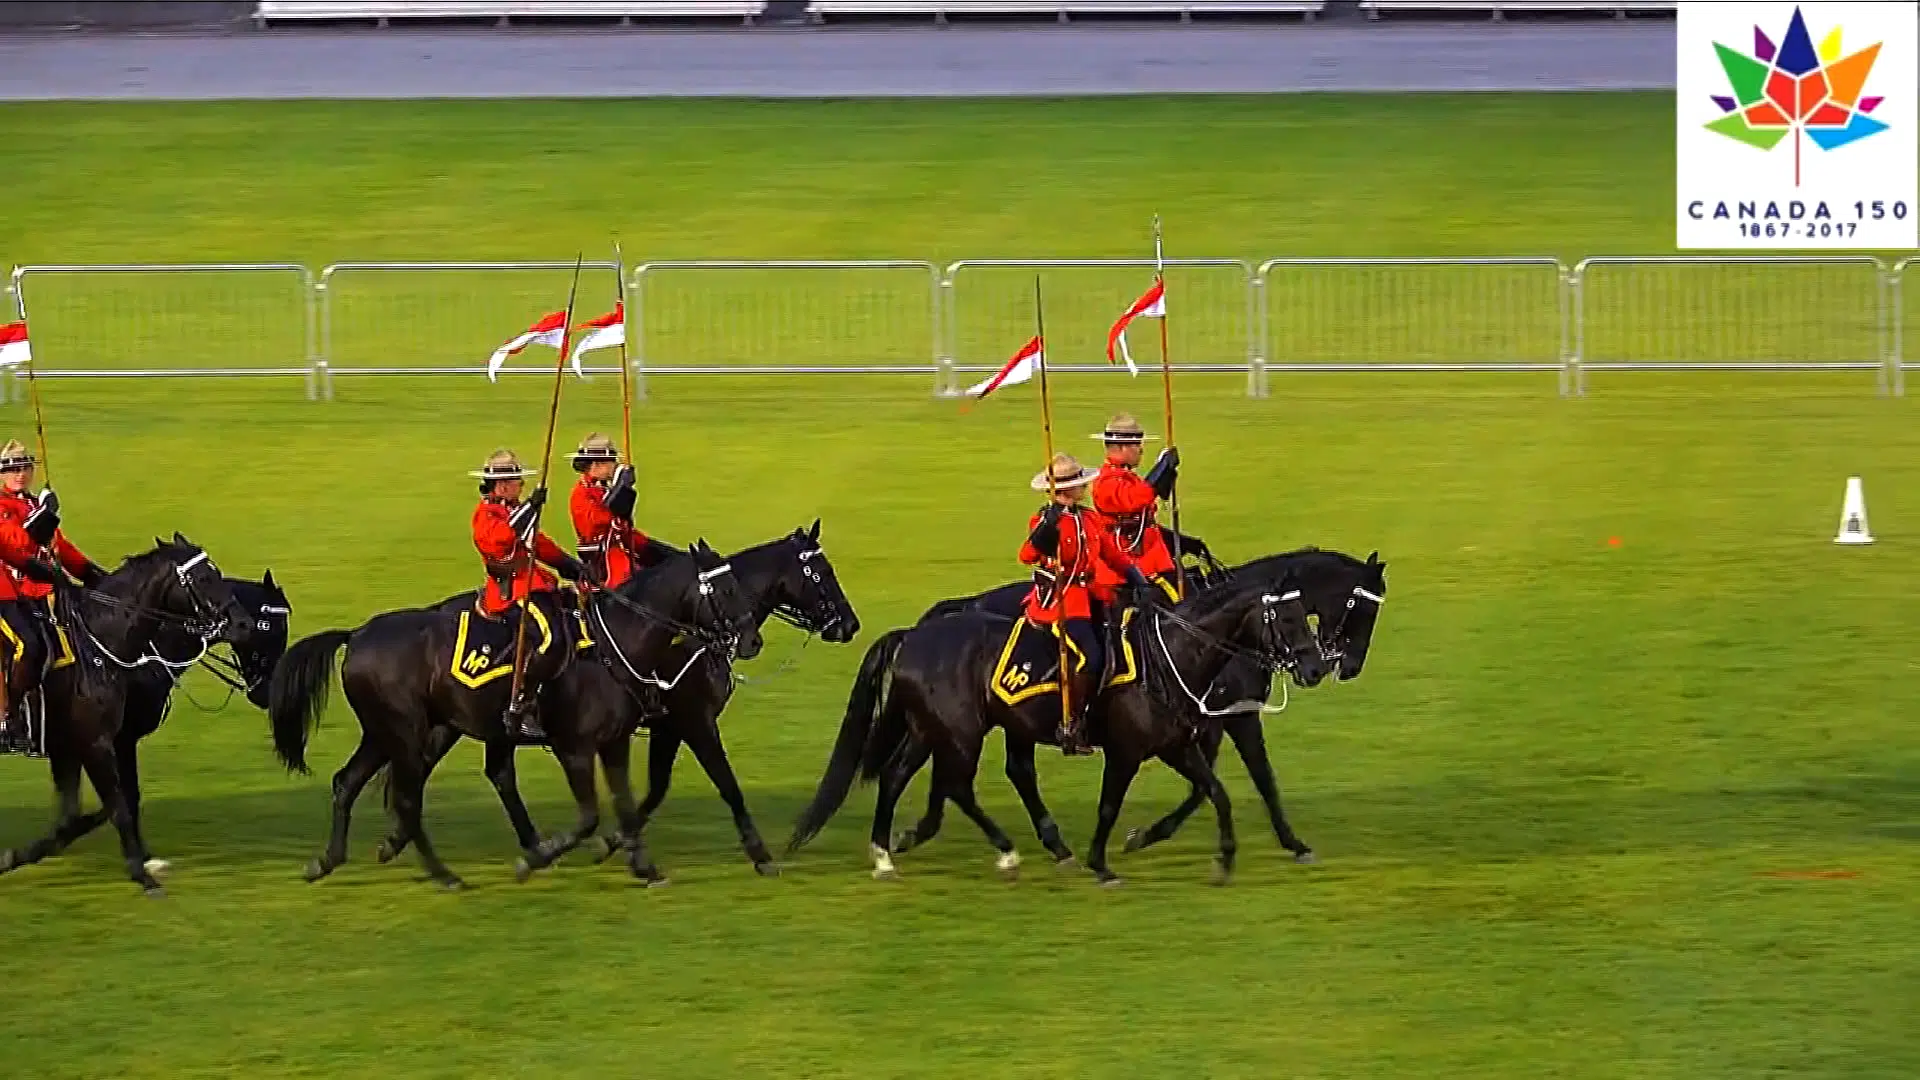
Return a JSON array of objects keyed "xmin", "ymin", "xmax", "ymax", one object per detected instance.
[
  {"xmin": 1313, "ymin": 582, "xmax": 1386, "ymax": 665},
  {"xmin": 766, "ymin": 541, "xmax": 851, "ymax": 638},
  {"xmin": 196, "ymin": 600, "xmax": 291, "ymax": 696},
  {"xmin": 70, "ymin": 550, "xmax": 243, "ymax": 675},
  {"xmin": 1150, "ymin": 587, "xmax": 1318, "ymax": 718},
  {"xmin": 584, "ymin": 558, "xmax": 748, "ymax": 693}
]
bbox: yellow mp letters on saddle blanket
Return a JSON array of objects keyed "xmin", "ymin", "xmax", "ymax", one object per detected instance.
[
  {"xmin": 450, "ymin": 599, "xmax": 558, "ymax": 689},
  {"xmin": 989, "ymin": 608, "xmax": 1140, "ymax": 706}
]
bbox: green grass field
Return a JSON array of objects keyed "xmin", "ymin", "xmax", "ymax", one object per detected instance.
[{"xmin": 0, "ymin": 94, "xmax": 1916, "ymax": 1080}]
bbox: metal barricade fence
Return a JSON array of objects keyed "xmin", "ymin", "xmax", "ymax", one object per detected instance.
[
  {"xmin": 1255, "ymin": 257, "xmax": 1569, "ymax": 397},
  {"xmin": 317, "ymin": 261, "xmax": 626, "ymax": 399},
  {"xmin": 1570, "ymin": 255, "xmax": 1890, "ymax": 395},
  {"xmin": 1894, "ymin": 256, "xmax": 1914, "ymax": 397},
  {"xmin": 941, "ymin": 259, "xmax": 1253, "ymax": 397},
  {"xmin": 0, "ymin": 254, "xmax": 1906, "ymax": 402},
  {"xmin": 6, "ymin": 264, "xmax": 316, "ymax": 400},
  {"xmin": 629, "ymin": 261, "xmax": 940, "ymax": 397}
]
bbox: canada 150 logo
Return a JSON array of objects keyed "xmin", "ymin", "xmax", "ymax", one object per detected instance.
[{"xmin": 1677, "ymin": 2, "xmax": 1917, "ymax": 249}]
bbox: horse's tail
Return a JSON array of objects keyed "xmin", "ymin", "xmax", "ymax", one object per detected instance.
[
  {"xmin": 268, "ymin": 628, "xmax": 352, "ymax": 775},
  {"xmin": 787, "ymin": 628, "xmax": 908, "ymax": 854}
]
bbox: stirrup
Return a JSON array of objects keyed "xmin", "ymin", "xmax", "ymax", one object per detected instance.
[{"xmin": 504, "ymin": 695, "xmax": 544, "ymax": 741}]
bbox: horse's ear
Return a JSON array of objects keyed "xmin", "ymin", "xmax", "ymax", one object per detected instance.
[
  {"xmin": 173, "ymin": 531, "xmax": 189, "ymax": 546},
  {"xmin": 263, "ymin": 568, "xmax": 276, "ymax": 588},
  {"xmin": 1367, "ymin": 551, "xmax": 1379, "ymax": 565},
  {"xmin": 809, "ymin": 518, "xmax": 821, "ymax": 540}
]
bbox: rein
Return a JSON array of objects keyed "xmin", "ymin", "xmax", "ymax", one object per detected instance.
[
  {"xmin": 583, "ymin": 561, "xmax": 743, "ymax": 693},
  {"xmin": 1149, "ymin": 588, "xmax": 1307, "ymax": 719},
  {"xmin": 738, "ymin": 541, "xmax": 847, "ymax": 686}
]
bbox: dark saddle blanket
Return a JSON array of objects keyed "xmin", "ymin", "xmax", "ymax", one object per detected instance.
[
  {"xmin": 450, "ymin": 596, "xmax": 566, "ymax": 690},
  {"xmin": 987, "ymin": 608, "xmax": 1143, "ymax": 707}
]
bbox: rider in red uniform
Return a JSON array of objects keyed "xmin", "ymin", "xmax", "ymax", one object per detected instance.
[
  {"xmin": 1089, "ymin": 412, "xmax": 1181, "ymax": 607},
  {"xmin": 567, "ymin": 433, "xmax": 648, "ymax": 590},
  {"xmin": 470, "ymin": 449, "xmax": 582, "ymax": 740},
  {"xmin": 1019, "ymin": 452, "xmax": 1148, "ymax": 755},
  {"xmin": 0, "ymin": 439, "xmax": 104, "ymax": 753}
]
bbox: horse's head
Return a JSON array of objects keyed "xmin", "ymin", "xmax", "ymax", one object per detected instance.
[
  {"xmin": 1325, "ymin": 552, "xmax": 1387, "ymax": 681},
  {"xmin": 689, "ymin": 538, "xmax": 764, "ymax": 661},
  {"xmin": 224, "ymin": 569, "xmax": 292, "ymax": 709},
  {"xmin": 769, "ymin": 520, "xmax": 860, "ymax": 644},
  {"xmin": 1250, "ymin": 573, "xmax": 1328, "ymax": 689},
  {"xmin": 128, "ymin": 533, "xmax": 250, "ymax": 640}
]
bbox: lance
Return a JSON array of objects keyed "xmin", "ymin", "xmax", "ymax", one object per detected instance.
[
  {"xmin": 1152, "ymin": 215, "xmax": 1185, "ymax": 596},
  {"xmin": 506, "ymin": 253, "xmax": 584, "ymax": 717},
  {"xmin": 1030, "ymin": 275, "xmax": 1076, "ymax": 749},
  {"xmin": 16, "ymin": 317, "xmax": 51, "ymax": 492},
  {"xmin": 613, "ymin": 242, "xmax": 634, "ymax": 464}
]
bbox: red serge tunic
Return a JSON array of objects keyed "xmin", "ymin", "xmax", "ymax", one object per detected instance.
[
  {"xmin": 1018, "ymin": 506, "xmax": 1137, "ymax": 624},
  {"xmin": 1090, "ymin": 461, "xmax": 1176, "ymax": 602},
  {"xmin": 570, "ymin": 478, "xmax": 648, "ymax": 589},
  {"xmin": 473, "ymin": 497, "xmax": 570, "ymax": 616},
  {"xmin": 0, "ymin": 490, "xmax": 91, "ymax": 602}
]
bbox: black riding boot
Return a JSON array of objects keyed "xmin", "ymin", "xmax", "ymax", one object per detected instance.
[
  {"xmin": 504, "ymin": 690, "xmax": 545, "ymax": 742},
  {"xmin": 1057, "ymin": 619, "xmax": 1103, "ymax": 756}
]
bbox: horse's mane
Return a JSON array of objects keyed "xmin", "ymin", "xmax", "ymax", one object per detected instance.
[
  {"xmin": 731, "ymin": 530, "xmax": 805, "ymax": 565},
  {"xmin": 1175, "ymin": 570, "xmax": 1295, "ymax": 622},
  {"xmin": 112, "ymin": 538, "xmax": 198, "ymax": 577}
]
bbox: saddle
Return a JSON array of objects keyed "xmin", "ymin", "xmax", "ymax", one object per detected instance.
[
  {"xmin": 987, "ymin": 606, "xmax": 1144, "ymax": 707},
  {"xmin": 451, "ymin": 596, "xmax": 558, "ymax": 689}
]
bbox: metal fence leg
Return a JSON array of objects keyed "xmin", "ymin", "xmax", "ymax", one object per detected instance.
[{"xmin": 1890, "ymin": 270, "xmax": 1906, "ymax": 398}]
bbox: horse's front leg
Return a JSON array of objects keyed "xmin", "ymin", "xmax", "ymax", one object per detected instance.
[
  {"xmin": 1084, "ymin": 750, "xmax": 1143, "ymax": 887},
  {"xmin": 1221, "ymin": 712, "xmax": 1313, "ymax": 861},
  {"xmin": 1124, "ymin": 722, "xmax": 1221, "ymax": 853},
  {"xmin": 1161, "ymin": 742, "xmax": 1236, "ymax": 886},
  {"xmin": 481, "ymin": 740, "xmax": 544, "ymax": 865},
  {"xmin": 1002, "ymin": 734, "xmax": 1075, "ymax": 865},
  {"xmin": 682, "ymin": 716, "xmax": 778, "ymax": 875}
]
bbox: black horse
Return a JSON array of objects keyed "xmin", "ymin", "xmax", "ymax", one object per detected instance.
[
  {"xmin": 0, "ymin": 536, "xmax": 255, "ymax": 894},
  {"xmin": 0, "ymin": 572, "xmax": 291, "ymax": 879},
  {"xmin": 270, "ymin": 540, "xmax": 762, "ymax": 890},
  {"xmin": 369, "ymin": 523, "xmax": 861, "ymax": 883},
  {"xmin": 789, "ymin": 574, "xmax": 1327, "ymax": 885},
  {"xmin": 910, "ymin": 545, "xmax": 1387, "ymax": 861}
]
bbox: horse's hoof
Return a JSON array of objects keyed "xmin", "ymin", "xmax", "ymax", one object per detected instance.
[
  {"xmin": 644, "ymin": 875, "xmax": 671, "ymax": 889},
  {"xmin": 1053, "ymin": 853, "xmax": 1079, "ymax": 870},
  {"xmin": 590, "ymin": 836, "xmax": 617, "ymax": 864},
  {"xmin": 996, "ymin": 850, "xmax": 1022, "ymax": 881},
  {"xmin": 143, "ymin": 858, "xmax": 172, "ymax": 878},
  {"xmin": 302, "ymin": 858, "xmax": 331, "ymax": 883},
  {"xmin": 871, "ymin": 866, "xmax": 899, "ymax": 882},
  {"xmin": 1096, "ymin": 874, "xmax": 1125, "ymax": 889},
  {"xmin": 753, "ymin": 860, "xmax": 780, "ymax": 878},
  {"xmin": 1210, "ymin": 861, "xmax": 1234, "ymax": 887},
  {"xmin": 142, "ymin": 884, "xmax": 167, "ymax": 899},
  {"xmin": 438, "ymin": 877, "xmax": 467, "ymax": 893},
  {"xmin": 374, "ymin": 839, "xmax": 399, "ymax": 864},
  {"xmin": 0, "ymin": 849, "xmax": 18, "ymax": 874},
  {"xmin": 1293, "ymin": 849, "xmax": 1318, "ymax": 865},
  {"xmin": 889, "ymin": 829, "xmax": 917, "ymax": 855},
  {"xmin": 513, "ymin": 857, "xmax": 535, "ymax": 884}
]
